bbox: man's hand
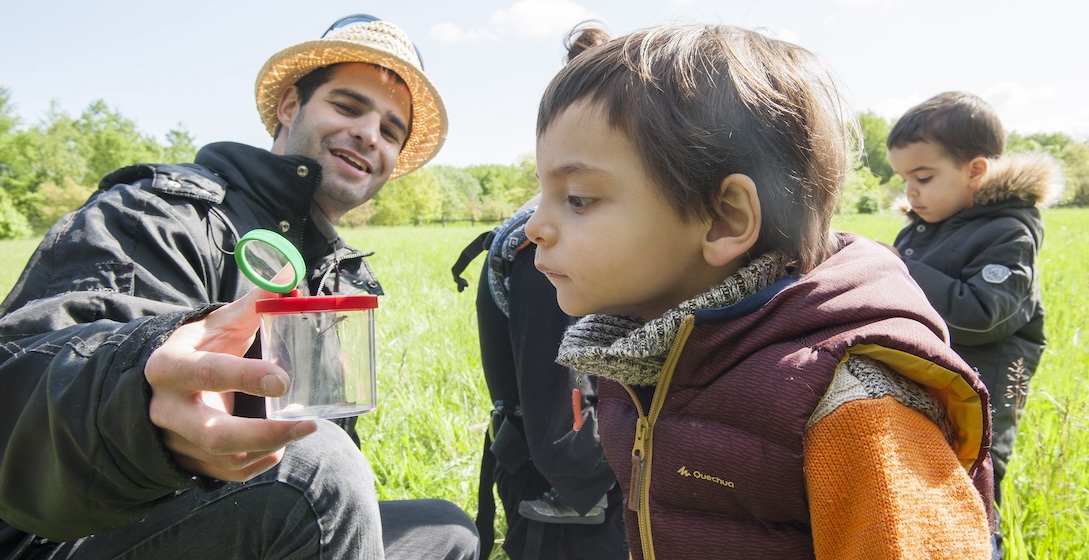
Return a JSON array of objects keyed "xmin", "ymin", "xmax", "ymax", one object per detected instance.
[{"xmin": 145, "ymin": 287, "xmax": 318, "ymax": 481}]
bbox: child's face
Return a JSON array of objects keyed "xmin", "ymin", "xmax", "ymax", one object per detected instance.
[
  {"xmin": 887, "ymin": 141, "xmax": 978, "ymax": 223},
  {"xmin": 526, "ymin": 100, "xmax": 726, "ymax": 320}
]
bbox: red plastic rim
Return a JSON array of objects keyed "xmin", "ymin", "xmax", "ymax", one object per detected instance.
[{"xmin": 255, "ymin": 293, "xmax": 379, "ymax": 314}]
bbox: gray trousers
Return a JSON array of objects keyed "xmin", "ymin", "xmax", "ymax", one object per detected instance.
[{"xmin": 15, "ymin": 421, "xmax": 479, "ymax": 560}]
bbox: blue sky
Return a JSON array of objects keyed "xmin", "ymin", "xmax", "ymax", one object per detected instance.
[{"xmin": 2, "ymin": 0, "xmax": 1086, "ymax": 168}]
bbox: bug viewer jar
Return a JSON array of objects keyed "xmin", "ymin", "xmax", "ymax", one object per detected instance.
[
  {"xmin": 256, "ymin": 292, "xmax": 379, "ymax": 420},
  {"xmin": 234, "ymin": 228, "xmax": 379, "ymax": 420}
]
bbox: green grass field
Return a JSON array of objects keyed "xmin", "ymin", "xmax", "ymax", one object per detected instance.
[{"xmin": 1, "ymin": 207, "xmax": 1086, "ymax": 559}]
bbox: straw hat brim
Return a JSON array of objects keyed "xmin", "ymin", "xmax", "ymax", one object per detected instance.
[{"xmin": 255, "ymin": 40, "xmax": 448, "ymax": 179}]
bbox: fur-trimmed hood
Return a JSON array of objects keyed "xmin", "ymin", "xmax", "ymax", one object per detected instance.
[
  {"xmin": 897, "ymin": 151, "xmax": 1065, "ymax": 217},
  {"xmin": 974, "ymin": 152, "xmax": 1065, "ymax": 208}
]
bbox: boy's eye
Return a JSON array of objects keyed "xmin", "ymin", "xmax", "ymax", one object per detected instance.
[
  {"xmin": 917, "ymin": 176, "xmax": 932, "ymax": 184},
  {"xmin": 567, "ymin": 196, "xmax": 593, "ymax": 210}
]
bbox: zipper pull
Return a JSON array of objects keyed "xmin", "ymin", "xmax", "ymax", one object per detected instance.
[
  {"xmin": 571, "ymin": 373, "xmax": 584, "ymax": 431},
  {"xmin": 629, "ymin": 417, "xmax": 649, "ymax": 512}
]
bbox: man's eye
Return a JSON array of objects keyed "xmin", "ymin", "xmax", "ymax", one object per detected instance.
[
  {"xmin": 567, "ymin": 196, "xmax": 593, "ymax": 210},
  {"xmin": 334, "ymin": 103, "xmax": 358, "ymax": 115}
]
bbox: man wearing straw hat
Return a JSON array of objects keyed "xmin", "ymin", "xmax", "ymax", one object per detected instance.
[{"xmin": 0, "ymin": 15, "xmax": 478, "ymax": 560}]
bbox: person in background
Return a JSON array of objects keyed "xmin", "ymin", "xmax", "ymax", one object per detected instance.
[
  {"xmin": 527, "ymin": 24, "xmax": 997, "ymax": 559},
  {"xmin": 451, "ymin": 21, "xmax": 628, "ymax": 560},
  {"xmin": 0, "ymin": 14, "xmax": 478, "ymax": 560},
  {"xmin": 885, "ymin": 91, "xmax": 1064, "ymax": 554}
]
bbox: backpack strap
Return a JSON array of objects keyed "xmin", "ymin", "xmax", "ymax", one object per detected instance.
[
  {"xmin": 450, "ymin": 206, "xmax": 537, "ymax": 318},
  {"xmin": 485, "ymin": 207, "xmax": 536, "ymax": 317},
  {"xmin": 451, "ymin": 230, "xmax": 492, "ymax": 293},
  {"xmin": 474, "ymin": 429, "xmax": 498, "ymax": 559}
]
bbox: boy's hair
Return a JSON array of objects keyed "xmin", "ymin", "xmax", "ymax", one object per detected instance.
[
  {"xmin": 564, "ymin": 20, "xmax": 610, "ymax": 62},
  {"xmin": 886, "ymin": 91, "xmax": 1005, "ymax": 163},
  {"xmin": 537, "ymin": 24, "xmax": 857, "ymax": 273}
]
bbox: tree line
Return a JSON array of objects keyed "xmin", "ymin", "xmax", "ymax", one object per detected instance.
[{"xmin": 2, "ymin": 87, "xmax": 1086, "ymax": 239}]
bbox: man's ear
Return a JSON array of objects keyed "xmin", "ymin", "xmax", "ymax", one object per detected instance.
[
  {"xmin": 276, "ymin": 86, "xmax": 302, "ymax": 133},
  {"xmin": 703, "ymin": 173, "xmax": 761, "ymax": 267},
  {"xmin": 967, "ymin": 156, "xmax": 989, "ymax": 190}
]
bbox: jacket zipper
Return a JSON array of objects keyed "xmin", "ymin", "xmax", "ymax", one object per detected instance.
[{"xmin": 621, "ymin": 315, "xmax": 696, "ymax": 560}]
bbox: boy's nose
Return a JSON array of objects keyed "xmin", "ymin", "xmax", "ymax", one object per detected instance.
[{"xmin": 525, "ymin": 208, "xmax": 550, "ymax": 246}]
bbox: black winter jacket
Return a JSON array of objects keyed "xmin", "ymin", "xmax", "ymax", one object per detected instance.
[
  {"xmin": 893, "ymin": 152, "xmax": 1063, "ymax": 391},
  {"xmin": 0, "ymin": 142, "xmax": 383, "ymax": 546}
]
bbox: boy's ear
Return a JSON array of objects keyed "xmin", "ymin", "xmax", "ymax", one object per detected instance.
[
  {"xmin": 703, "ymin": 173, "xmax": 761, "ymax": 267},
  {"xmin": 967, "ymin": 156, "xmax": 989, "ymax": 190}
]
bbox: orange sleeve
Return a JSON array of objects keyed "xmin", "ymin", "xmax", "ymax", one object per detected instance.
[{"xmin": 804, "ymin": 396, "xmax": 991, "ymax": 560}]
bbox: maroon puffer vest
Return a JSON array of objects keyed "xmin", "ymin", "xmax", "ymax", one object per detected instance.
[{"xmin": 597, "ymin": 235, "xmax": 994, "ymax": 560}]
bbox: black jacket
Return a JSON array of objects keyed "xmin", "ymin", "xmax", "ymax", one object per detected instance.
[
  {"xmin": 0, "ymin": 142, "xmax": 383, "ymax": 545},
  {"xmin": 893, "ymin": 152, "xmax": 1063, "ymax": 388}
]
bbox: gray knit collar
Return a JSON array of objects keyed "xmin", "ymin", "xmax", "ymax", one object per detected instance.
[{"xmin": 556, "ymin": 251, "xmax": 787, "ymax": 386}]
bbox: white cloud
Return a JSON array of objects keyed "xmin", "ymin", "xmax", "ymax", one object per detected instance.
[
  {"xmin": 490, "ymin": 0, "xmax": 597, "ymax": 39},
  {"xmin": 776, "ymin": 28, "xmax": 802, "ymax": 44},
  {"xmin": 870, "ymin": 93, "xmax": 924, "ymax": 121},
  {"xmin": 430, "ymin": 22, "xmax": 497, "ymax": 44},
  {"xmin": 983, "ymin": 81, "xmax": 1089, "ymax": 136}
]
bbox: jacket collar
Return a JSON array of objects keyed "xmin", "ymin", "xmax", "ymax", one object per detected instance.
[
  {"xmin": 972, "ymin": 151, "xmax": 1064, "ymax": 208},
  {"xmin": 194, "ymin": 141, "xmax": 321, "ymax": 226}
]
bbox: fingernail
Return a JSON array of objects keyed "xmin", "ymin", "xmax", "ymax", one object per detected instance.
[
  {"xmin": 291, "ymin": 421, "xmax": 318, "ymax": 441},
  {"xmin": 260, "ymin": 374, "xmax": 287, "ymax": 396}
]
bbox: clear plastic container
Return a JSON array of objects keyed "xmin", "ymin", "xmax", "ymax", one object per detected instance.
[{"xmin": 256, "ymin": 292, "xmax": 378, "ymax": 420}]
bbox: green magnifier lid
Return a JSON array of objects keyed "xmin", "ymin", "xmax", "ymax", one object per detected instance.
[{"xmin": 234, "ymin": 229, "xmax": 306, "ymax": 294}]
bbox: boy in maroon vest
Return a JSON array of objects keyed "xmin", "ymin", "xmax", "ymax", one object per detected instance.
[{"xmin": 525, "ymin": 24, "xmax": 996, "ymax": 559}]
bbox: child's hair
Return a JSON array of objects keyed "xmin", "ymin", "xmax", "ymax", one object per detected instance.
[
  {"xmin": 563, "ymin": 20, "xmax": 610, "ymax": 63},
  {"xmin": 886, "ymin": 91, "xmax": 1006, "ymax": 164},
  {"xmin": 537, "ymin": 24, "xmax": 857, "ymax": 273}
]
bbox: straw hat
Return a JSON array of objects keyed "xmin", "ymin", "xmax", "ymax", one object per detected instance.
[{"xmin": 255, "ymin": 19, "xmax": 447, "ymax": 178}]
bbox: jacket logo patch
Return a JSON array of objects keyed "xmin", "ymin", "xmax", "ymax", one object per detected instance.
[
  {"xmin": 982, "ymin": 264, "xmax": 1012, "ymax": 284},
  {"xmin": 677, "ymin": 466, "xmax": 735, "ymax": 488}
]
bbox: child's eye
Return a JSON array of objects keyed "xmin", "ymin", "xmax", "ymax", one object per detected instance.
[
  {"xmin": 566, "ymin": 196, "xmax": 594, "ymax": 210},
  {"xmin": 917, "ymin": 176, "xmax": 933, "ymax": 184}
]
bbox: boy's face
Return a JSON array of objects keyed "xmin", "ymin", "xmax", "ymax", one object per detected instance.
[
  {"xmin": 887, "ymin": 141, "xmax": 978, "ymax": 224},
  {"xmin": 526, "ymin": 100, "xmax": 727, "ymax": 321},
  {"xmin": 276, "ymin": 63, "xmax": 411, "ymax": 222}
]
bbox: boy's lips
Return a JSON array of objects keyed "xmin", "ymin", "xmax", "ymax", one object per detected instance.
[{"xmin": 534, "ymin": 258, "xmax": 567, "ymax": 280}]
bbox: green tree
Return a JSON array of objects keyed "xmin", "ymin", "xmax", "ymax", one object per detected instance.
[
  {"xmin": 431, "ymin": 165, "xmax": 483, "ymax": 224},
  {"xmin": 0, "ymin": 187, "xmax": 31, "ymax": 239},
  {"xmin": 370, "ymin": 167, "xmax": 443, "ymax": 225},
  {"xmin": 35, "ymin": 177, "xmax": 95, "ymax": 228},
  {"xmin": 1007, "ymin": 132, "xmax": 1089, "ymax": 206},
  {"xmin": 161, "ymin": 126, "xmax": 198, "ymax": 164},
  {"xmin": 508, "ymin": 154, "xmax": 539, "ymax": 207},
  {"xmin": 465, "ymin": 156, "xmax": 540, "ymax": 221},
  {"xmin": 74, "ymin": 100, "xmax": 162, "ymax": 185},
  {"xmin": 2, "ymin": 108, "xmax": 88, "ymax": 228},
  {"xmin": 858, "ymin": 111, "xmax": 895, "ymax": 183},
  {"xmin": 839, "ymin": 163, "xmax": 886, "ymax": 214},
  {"xmin": 0, "ymin": 87, "xmax": 28, "ymax": 236}
]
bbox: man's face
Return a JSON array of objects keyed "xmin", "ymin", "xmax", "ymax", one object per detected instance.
[{"xmin": 277, "ymin": 63, "xmax": 412, "ymax": 221}]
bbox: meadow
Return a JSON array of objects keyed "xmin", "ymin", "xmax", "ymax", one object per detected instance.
[{"xmin": 1, "ymin": 207, "xmax": 1085, "ymax": 559}]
